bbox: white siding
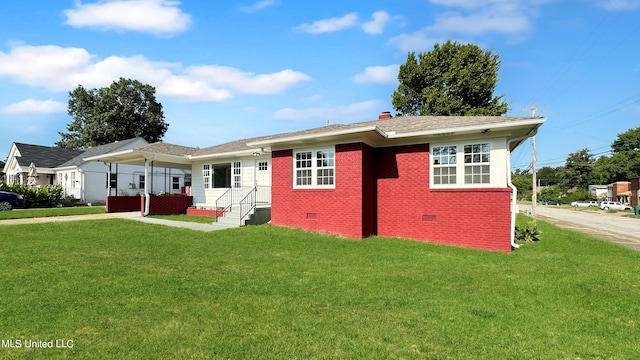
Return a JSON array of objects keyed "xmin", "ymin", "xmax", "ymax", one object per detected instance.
[{"xmin": 191, "ymin": 157, "xmax": 263, "ymax": 208}]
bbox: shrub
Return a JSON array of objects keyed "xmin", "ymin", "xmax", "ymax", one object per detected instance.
[
  {"xmin": 515, "ymin": 225, "xmax": 541, "ymax": 244},
  {"xmin": 0, "ymin": 183, "xmax": 64, "ymax": 208}
]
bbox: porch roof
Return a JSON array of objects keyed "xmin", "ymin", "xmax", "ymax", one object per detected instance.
[{"xmin": 83, "ymin": 142, "xmax": 197, "ymax": 170}]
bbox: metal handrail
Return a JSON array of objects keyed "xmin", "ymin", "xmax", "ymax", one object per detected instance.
[
  {"xmin": 214, "ymin": 187, "xmax": 233, "ymax": 220},
  {"xmin": 214, "ymin": 186, "xmax": 271, "ymax": 225},
  {"xmin": 239, "ymin": 187, "xmax": 257, "ymax": 225},
  {"xmin": 215, "ymin": 186, "xmax": 253, "ymax": 220}
]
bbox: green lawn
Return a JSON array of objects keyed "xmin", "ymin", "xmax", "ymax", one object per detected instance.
[
  {"xmin": 1, "ymin": 216, "xmax": 639, "ymax": 359},
  {"xmin": 0, "ymin": 206, "xmax": 106, "ymax": 220}
]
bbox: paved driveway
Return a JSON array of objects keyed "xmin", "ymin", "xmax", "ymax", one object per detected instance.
[{"xmin": 526, "ymin": 205, "xmax": 640, "ymax": 250}]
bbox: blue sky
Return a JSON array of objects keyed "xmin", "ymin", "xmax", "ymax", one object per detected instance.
[{"xmin": 1, "ymin": 0, "xmax": 639, "ymax": 171}]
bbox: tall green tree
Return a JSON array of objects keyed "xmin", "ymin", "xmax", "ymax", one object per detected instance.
[
  {"xmin": 57, "ymin": 78, "xmax": 168, "ymax": 149},
  {"xmin": 592, "ymin": 127, "xmax": 640, "ymax": 183},
  {"xmin": 511, "ymin": 168, "xmax": 533, "ymax": 201},
  {"xmin": 559, "ymin": 148, "xmax": 596, "ymax": 189},
  {"xmin": 392, "ymin": 40, "xmax": 509, "ymax": 116},
  {"xmin": 612, "ymin": 126, "xmax": 640, "ymax": 153},
  {"xmin": 537, "ymin": 166, "xmax": 561, "ymax": 187}
]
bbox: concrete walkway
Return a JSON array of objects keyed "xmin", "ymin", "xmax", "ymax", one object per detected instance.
[
  {"xmin": 0, "ymin": 211, "xmax": 240, "ymax": 232},
  {"xmin": 131, "ymin": 216, "xmax": 239, "ymax": 232}
]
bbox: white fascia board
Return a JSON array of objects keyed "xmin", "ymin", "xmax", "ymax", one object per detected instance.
[
  {"xmin": 82, "ymin": 148, "xmax": 136, "ymax": 162},
  {"xmin": 84, "ymin": 149, "xmax": 191, "ymax": 166},
  {"xmin": 188, "ymin": 149, "xmax": 260, "ymax": 161},
  {"xmin": 246, "ymin": 125, "xmax": 382, "ymax": 147},
  {"xmin": 385, "ymin": 118, "xmax": 546, "ymax": 139}
]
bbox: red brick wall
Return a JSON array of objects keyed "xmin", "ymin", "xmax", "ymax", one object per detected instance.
[
  {"xmin": 271, "ymin": 142, "xmax": 513, "ymax": 252},
  {"xmin": 148, "ymin": 195, "xmax": 193, "ymax": 215},
  {"xmin": 376, "ymin": 145, "xmax": 512, "ymax": 252},
  {"xmin": 106, "ymin": 196, "xmax": 142, "ymax": 213},
  {"xmin": 186, "ymin": 208, "xmax": 225, "ymax": 217},
  {"xmin": 631, "ymin": 177, "xmax": 639, "ymax": 207},
  {"xmin": 271, "ymin": 143, "xmax": 374, "ymax": 238}
]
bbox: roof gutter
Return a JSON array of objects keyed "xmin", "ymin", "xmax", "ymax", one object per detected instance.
[
  {"xmin": 246, "ymin": 125, "xmax": 380, "ymax": 147},
  {"xmin": 507, "ymin": 127, "xmax": 540, "ymax": 249},
  {"xmin": 386, "ymin": 118, "xmax": 546, "ymax": 139}
]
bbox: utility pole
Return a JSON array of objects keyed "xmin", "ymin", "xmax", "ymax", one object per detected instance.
[{"xmin": 531, "ymin": 106, "xmax": 537, "ymax": 216}]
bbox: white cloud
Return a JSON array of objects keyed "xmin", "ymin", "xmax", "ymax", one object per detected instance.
[
  {"xmin": 273, "ymin": 100, "xmax": 383, "ymax": 121},
  {"xmin": 239, "ymin": 0, "xmax": 276, "ymax": 12},
  {"xmin": 353, "ymin": 65, "xmax": 399, "ymax": 85},
  {"xmin": 595, "ymin": 0, "xmax": 640, "ymax": 10},
  {"xmin": 389, "ymin": 1, "xmax": 537, "ymax": 52},
  {"xmin": 296, "ymin": 13, "xmax": 359, "ymax": 34},
  {"xmin": 389, "ymin": 32, "xmax": 446, "ymax": 53},
  {"xmin": 187, "ymin": 66, "xmax": 311, "ymax": 94},
  {"xmin": 362, "ymin": 11, "xmax": 391, "ymax": 34},
  {"xmin": 0, "ymin": 44, "xmax": 311, "ymax": 102},
  {"xmin": 64, "ymin": 0, "xmax": 192, "ymax": 36},
  {"xmin": 24, "ymin": 126, "xmax": 45, "ymax": 135},
  {"xmin": 428, "ymin": 4, "xmax": 532, "ymax": 35},
  {"xmin": 0, "ymin": 99, "xmax": 66, "ymax": 115}
]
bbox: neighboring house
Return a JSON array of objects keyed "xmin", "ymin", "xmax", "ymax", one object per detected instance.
[
  {"xmin": 90, "ymin": 114, "xmax": 544, "ymax": 252},
  {"xmin": 0, "ymin": 160, "xmax": 5, "ymax": 182},
  {"xmin": 607, "ymin": 181, "xmax": 631, "ymax": 204},
  {"xmin": 2, "ymin": 138, "xmax": 191, "ymax": 204},
  {"xmin": 588, "ymin": 184, "xmax": 609, "ymax": 200},
  {"xmin": 630, "ymin": 177, "xmax": 639, "ymax": 207}
]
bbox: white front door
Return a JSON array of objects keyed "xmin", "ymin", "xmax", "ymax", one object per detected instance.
[{"xmin": 255, "ymin": 159, "xmax": 271, "ymax": 187}]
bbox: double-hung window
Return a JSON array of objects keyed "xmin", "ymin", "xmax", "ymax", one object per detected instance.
[
  {"xmin": 432, "ymin": 143, "xmax": 492, "ymax": 187},
  {"xmin": 464, "ymin": 144, "xmax": 491, "ymax": 184},
  {"xmin": 203, "ymin": 164, "xmax": 211, "ymax": 189},
  {"xmin": 294, "ymin": 148, "xmax": 335, "ymax": 188},
  {"xmin": 432, "ymin": 145, "xmax": 457, "ymax": 185}
]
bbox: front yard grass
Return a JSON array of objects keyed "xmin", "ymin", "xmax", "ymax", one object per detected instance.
[
  {"xmin": 1, "ymin": 216, "xmax": 639, "ymax": 359},
  {"xmin": 0, "ymin": 206, "xmax": 106, "ymax": 220}
]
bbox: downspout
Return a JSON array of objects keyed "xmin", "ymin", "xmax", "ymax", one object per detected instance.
[
  {"xmin": 507, "ymin": 128, "xmax": 539, "ymax": 249},
  {"xmin": 143, "ymin": 157, "xmax": 151, "ymax": 216}
]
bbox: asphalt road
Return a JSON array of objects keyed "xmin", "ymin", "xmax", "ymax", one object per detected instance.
[{"xmin": 526, "ymin": 205, "xmax": 640, "ymax": 250}]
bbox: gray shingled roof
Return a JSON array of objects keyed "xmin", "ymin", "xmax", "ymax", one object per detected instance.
[
  {"xmin": 133, "ymin": 142, "xmax": 199, "ymax": 156},
  {"xmin": 190, "ymin": 115, "xmax": 541, "ymax": 157},
  {"xmin": 58, "ymin": 137, "xmax": 144, "ymax": 167},
  {"xmin": 13, "ymin": 143, "xmax": 84, "ymax": 168}
]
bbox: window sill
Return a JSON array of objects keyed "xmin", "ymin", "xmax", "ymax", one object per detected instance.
[
  {"xmin": 430, "ymin": 187, "xmax": 511, "ymax": 192},
  {"xmin": 292, "ymin": 187, "xmax": 336, "ymax": 192}
]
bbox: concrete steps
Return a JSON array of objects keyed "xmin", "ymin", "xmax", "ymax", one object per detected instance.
[{"xmin": 216, "ymin": 205, "xmax": 271, "ymax": 227}]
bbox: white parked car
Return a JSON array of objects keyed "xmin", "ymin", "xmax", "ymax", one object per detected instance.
[
  {"xmin": 570, "ymin": 200, "xmax": 598, "ymax": 207},
  {"xmin": 598, "ymin": 201, "xmax": 632, "ymax": 211}
]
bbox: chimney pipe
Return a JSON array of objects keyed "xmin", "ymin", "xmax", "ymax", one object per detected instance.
[{"xmin": 378, "ymin": 111, "xmax": 392, "ymax": 120}]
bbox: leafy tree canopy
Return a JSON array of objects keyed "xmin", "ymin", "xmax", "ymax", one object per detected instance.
[
  {"xmin": 537, "ymin": 166, "xmax": 561, "ymax": 187},
  {"xmin": 392, "ymin": 40, "xmax": 509, "ymax": 116},
  {"xmin": 612, "ymin": 126, "xmax": 640, "ymax": 153},
  {"xmin": 57, "ymin": 78, "xmax": 168, "ymax": 149},
  {"xmin": 559, "ymin": 148, "xmax": 596, "ymax": 189}
]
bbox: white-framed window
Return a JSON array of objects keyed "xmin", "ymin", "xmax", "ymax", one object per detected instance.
[
  {"xmin": 172, "ymin": 176, "xmax": 180, "ymax": 190},
  {"xmin": 432, "ymin": 145, "xmax": 457, "ymax": 185},
  {"xmin": 233, "ymin": 161, "xmax": 242, "ymax": 188},
  {"xmin": 139, "ymin": 175, "xmax": 145, "ymax": 190},
  {"xmin": 294, "ymin": 148, "xmax": 335, "ymax": 188},
  {"xmin": 464, "ymin": 144, "xmax": 491, "ymax": 184},
  {"xmin": 258, "ymin": 161, "xmax": 268, "ymax": 171},
  {"xmin": 203, "ymin": 164, "xmax": 210, "ymax": 189},
  {"xmin": 203, "ymin": 162, "xmax": 242, "ymax": 189},
  {"xmin": 431, "ymin": 142, "xmax": 492, "ymax": 187}
]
